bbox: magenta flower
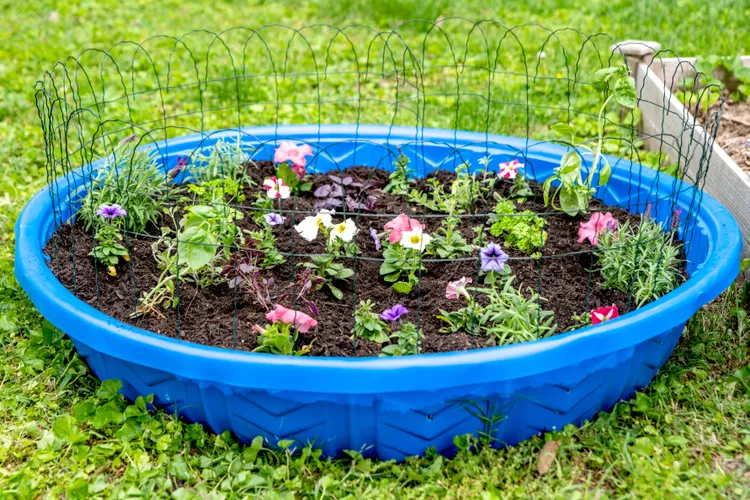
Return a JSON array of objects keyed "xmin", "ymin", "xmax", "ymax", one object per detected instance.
[
  {"xmin": 274, "ymin": 141, "xmax": 313, "ymax": 167},
  {"xmin": 499, "ymin": 159, "xmax": 523, "ymax": 179},
  {"xmin": 578, "ymin": 212, "xmax": 617, "ymax": 245},
  {"xmin": 264, "ymin": 213, "xmax": 286, "ymax": 226},
  {"xmin": 97, "ymin": 203, "xmax": 127, "ymax": 219},
  {"xmin": 591, "ymin": 304, "xmax": 619, "ymax": 324},
  {"xmin": 381, "ymin": 304, "xmax": 408, "ymax": 322},
  {"xmin": 291, "ymin": 163, "xmax": 306, "ymax": 180},
  {"xmin": 480, "ymin": 242, "xmax": 509, "ymax": 272},
  {"xmin": 446, "ymin": 277, "xmax": 473, "ymax": 300},
  {"xmin": 369, "ymin": 228, "xmax": 382, "ymax": 251}
]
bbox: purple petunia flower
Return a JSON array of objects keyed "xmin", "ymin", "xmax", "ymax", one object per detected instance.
[
  {"xmin": 480, "ymin": 242, "xmax": 509, "ymax": 272},
  {"xmin": 369, "ymin": 227, "xmax": 382, "ymax": 251},
  {"xmin": 97, "ymin": 203, "xmax": 127, "ymax": 219},
  {"xmin": 264, "ymin": 213, "xmax": 286, "ymax": 226},
  {"xmin": 381, "ymin": 304, "xmax": 408, "ymax": 322}
]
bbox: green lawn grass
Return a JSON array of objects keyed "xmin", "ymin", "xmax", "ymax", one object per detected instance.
[{"xmin": 1, "ymin": 0, "xmax": 750, "ymax": 497}]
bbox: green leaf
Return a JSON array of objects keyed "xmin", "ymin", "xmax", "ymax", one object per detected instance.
[
  {"xmin": 277, "ymin": 439, "xmax": 295, "ymax": 450},
  {"xmin": 67, "ymin": 477, "xmax": 89, "ymax": 500},
  {"xmin": 115, "ymin": 418, "xmax": 142, "ymax": 441},
  {"xmin": 614, "ymin": 75, "xmax": 637, "ymax": 108},
  {"xmin": 559, "ymin": 151, "xmax": 582, "ymax": 172},
  {"xmin": 598, "ymin": 158, "xmax": 612, "ymax": 186},
  {"xmin": 187, "ymin": 205, "xmax": 218, "ymax": 219},
  {"xmin": 91, "ymin": 401, "xmax": 124, "ymax": 429},
  {"xmin": 178, "ymin": 224, "xmax": 218, "ymax": 271},
  {"xmin": 72, "ymin": 401, "xmax": 97, "ymax": 422},
  {"xmin": 97, "ymin": 379, "xmax": 122, "ymax": 401},
  {"xmin": 53, "ymin": 415, "xmax": 88, "ymax": 444},
  {"xmin": 41, "ymin": 320, "xmax": 64, "ymax": 345},
  {"xmin": 276, "ymin": 163, "xmax": 298, "ymax": 188},
  {"xmin": 592, "ymin": 66, "xmax": 622, "ymax": 91},
  {"xmin": 336, "ymin": 268, "xmax": 354, "ymax": 280},
  {"xmin": 0, "ymin": 314, "xmax": 17, "ymax": 332},
  {"xmin": 392, "ymin": 282, "xmax": 412, "ymax": 294},
  {"xmin": 168, "ymin": 455, "xmax": 190, "ymax": 480},
  {"xmin": 328, "ymin": 284, "xmax": 344, "ymax": 300},
  {"xmin": 558, "ymin": 186, "xmax": 585, "ymax": 216},
  {"xmin": 551, "ymin": 123, "xmax": 575, "ymax": 142}
]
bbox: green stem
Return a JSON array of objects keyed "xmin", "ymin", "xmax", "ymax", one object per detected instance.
[{"xmin": 588, "ymin": 94, "xmax": 614, "ymax": 188}]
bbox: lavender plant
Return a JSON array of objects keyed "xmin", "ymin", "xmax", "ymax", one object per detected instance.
[{"xmin": 78, "ymin": 137, "xmax": 166, "ymax": 233}]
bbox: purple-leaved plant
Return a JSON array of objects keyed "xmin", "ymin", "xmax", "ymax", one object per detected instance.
[{"xmin": 313, "ymin": 174, "xmax": 379, "ymax": 211}]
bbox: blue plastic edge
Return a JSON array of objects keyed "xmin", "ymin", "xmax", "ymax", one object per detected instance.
[{"xmin": 14, "ymin": 124, "xmax": 742, "ymax": 394}]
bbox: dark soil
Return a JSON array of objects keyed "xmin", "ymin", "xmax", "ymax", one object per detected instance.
[
  {"xmin": 714, "ymin": 100, "xmax": 750, "ymax": 171},
  {"xmin": 45, "ymin": 162, "xmax": 645, "ymax": 357}
]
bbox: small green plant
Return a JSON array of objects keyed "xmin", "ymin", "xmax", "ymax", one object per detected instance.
[
  {"xmin": 427, "ymin": 215, "xmax": 474, "ymax": 258},
  {"xmin": 567, "ymin": 310, "xmax": 593, "ymax": 331},
  {"xmin": 78, "ymin": 138, "xmax": 166, "ymax": 233},
  {"xmin": 246, "ymin": 228, "xmax": 286, "ymax": 269},
  {"xmin": 352, "ymin": 300, "xmax": 391, "ymax": 343},
  {"xmin": 177, "ymin": 205, "xmax": 242, "ymax": 273},
  {"xmin": 408, "ymin": 161, "xmax": 494, "ymax": 213},
  {"xmin": 380, "ymin": 322, "xmax": 423, "ymax": 356},
  {"xmin": 379, "ymin": 243, "xmax": 426, "ymax": 294},
  {"xmin": 508, "ymin": 172, "xmax": 533, "ymax": 201},
  {"xmin": 438, "ymin": 277, "xmax": 556, "ymax": 345},
  {"xmin": 187, "ymin": 178, "xmax": 246, "ymax": 205},
  {"xmin": 303, "ymin": 256, "xmax": 354, "ymax": 300},
  {"xmin": 89, "ymin": 216, "xmax": 129, "ymax": 276},
  {"xmin": 543, "ymin": 65, "xmax": 636, "ymax": 216},
  {"xmin": 253, "ymin": 322, "xmax": 311, "ymax": 356},
  {"xmin": 596, "ymin": 217, "xmax": 681, "ymax": 308},
  {"xmin": 384, "ymin": 153, "xmax": 415, "ymax": 195},
  {"xmin": 134, "ymin": 228, "xmax": 180, "ymax": 317},
  {"xmin": 489, "ymin": 196, "xmax": 547, "ymax": 256}
]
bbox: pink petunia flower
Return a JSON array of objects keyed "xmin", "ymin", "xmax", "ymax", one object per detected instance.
[
  {"xmin": 499, "ymin": 159, "xmax": 523, "ymax": 179},
  {"xmin": 384, "ymin": 213, "xmax": 425, "ymax": 245},
  {"xmin": 264, "ymin": 177, "xmax": 291, "ymax": 199},
  {"xmin": 291, "ymin": 163, "xmax": 306, "ymax": 180},
  {"xmin": 591, "ymin": 304, "xmax": 619, "ymax": 325},
  {"xmin": 274, "ymin": 141, "xmax": 313, "ymax": 167},
  {"xmin": 446, "ymin": 277, "xmax": 473, "ymax": 300},
  {"xmin": 578, "ymin": 212, "xmax": 617, "ymax": 245},
  {"xmin": 265, "ymin": 304, "xmax": 318, "ymax": 333}
]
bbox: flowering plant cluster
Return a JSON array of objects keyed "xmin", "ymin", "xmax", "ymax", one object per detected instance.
[
  {"xmin": 77, "ymin": 129, "xmax": 683, "ymax": 359},
  {"xmin": 379, "ymin": 214, "xmax": 431, "ymax": 294},
  {"xmin": 89, "ymin": 204, "xmax": 129, "ymax": 276}
]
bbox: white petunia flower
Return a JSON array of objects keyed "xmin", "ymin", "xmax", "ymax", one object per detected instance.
[
  {"xmin": 294, "ymin": 209, "xmax": 334, "ymax": 241},
  {"xmin": 263, "ymin": 177, "xmax": 291, "ymax": 199},
  {"xmin": 400, "ymin": 227, "xmax": 431, "ymax": 252},
  {"xmin": 329, "ymin": 218, "xmax": 357, "ymax": 244}
]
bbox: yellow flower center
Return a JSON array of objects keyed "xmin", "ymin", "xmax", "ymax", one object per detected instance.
[
  {"xmin": 409, "ymin": 234, "xmax": 421, "ymax": 244},
  {"xmin": 336, "ymin": 224, "xmax": 346, "ymax": 234}
]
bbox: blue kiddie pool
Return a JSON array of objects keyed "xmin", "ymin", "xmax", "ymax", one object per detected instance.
[{"xmin": 15, "ymin": 125, "xmax": 742, "ymax": 460}]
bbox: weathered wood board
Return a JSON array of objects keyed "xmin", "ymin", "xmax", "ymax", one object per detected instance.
[{"xmin": 635, "ymin": 57, "xmax": 750, "ymax": 257}]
